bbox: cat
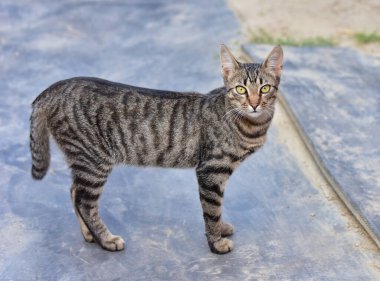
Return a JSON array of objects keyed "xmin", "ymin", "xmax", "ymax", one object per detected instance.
[{"xmin": 30, "ymin": 45, "xmax": 283, "ymax": 254}]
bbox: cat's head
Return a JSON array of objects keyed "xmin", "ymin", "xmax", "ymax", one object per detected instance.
[{"xmin": 220, "ymin": 45, "xmax": 283, "ymax": 121}]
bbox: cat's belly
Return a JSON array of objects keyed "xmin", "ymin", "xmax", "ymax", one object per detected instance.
[
  {"xmin": 121, "ymin": 143, "xmax": 200, "ymax": 168},
  {"xmin": 117, "ymin": 131, "xmax": 200, "ymax": 168}
]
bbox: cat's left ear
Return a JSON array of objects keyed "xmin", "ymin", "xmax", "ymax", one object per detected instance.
[
  {"xmin": 262, "ymin": 45, "xmax": 283, "ymax": 78},
  {"xmin": 220, "ymin": 44, "xmax": 240, "ymax": 80}
]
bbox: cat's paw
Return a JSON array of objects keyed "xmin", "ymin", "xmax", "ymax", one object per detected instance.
[
  {"xmin": 100, "ymin": 235, "xmax": 125, "ymax": 251},
  {"xmin": 221, "ymin": 222, "xmax": 234, "ymax": 237},
  {"xmin": 209, "ymin": 238, "xmax": 233, "ymax": 254}
]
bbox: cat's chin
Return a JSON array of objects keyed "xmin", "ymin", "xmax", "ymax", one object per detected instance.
[
  {"xmin": 244, "ymin": 110, "xmax": 272, "ymax": 123},
  {"xmin": 245, "ymin": 111, "xmax": 263, "ymax": 119}
]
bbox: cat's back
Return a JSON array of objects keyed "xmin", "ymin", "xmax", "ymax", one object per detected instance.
[
  {"xmin": 33, "ymin": 77, "xmax": 203, "ymax": 107},
  {"xmin": 32, "ymin": 77, "xmax": 209, "ymax": 167}
]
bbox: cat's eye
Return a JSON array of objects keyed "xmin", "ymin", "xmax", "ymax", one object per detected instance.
[
  {"xmin": 260, "ymin": 84, "xmax": 271, "ymax": 94},
  {"xmin": 235, "ymin": 86, "xmax": 247, "ymax": 95}
]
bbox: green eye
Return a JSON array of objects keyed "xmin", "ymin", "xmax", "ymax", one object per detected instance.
[
  {"xmin": 235, "ymin": 86, "xmax": 247, "ymax": 95},
  {"xmin": 260, "ymin": 84, "xmax": 271, "ymax": 93}
]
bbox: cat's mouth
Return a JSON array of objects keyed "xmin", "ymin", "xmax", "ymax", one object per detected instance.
[
  {"xmin": 246, "ymin": 105, "xmax": 263, "ymax": 116},
  {"xmin": 244, "ymin": 105, "xmax": 269, "ymax": 120},
  {"xmin": 248, "ymin": 110, "xmax": 262, "ymax": 115}
]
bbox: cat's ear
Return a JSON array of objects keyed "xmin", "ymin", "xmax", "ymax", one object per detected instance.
[
  {"xmin": 220, "ymin": 44, "xmax": 239, "ymax": 80},
  {"xmin": 262, "ymin": 45, "xmax": 283, "ymax": 78}
]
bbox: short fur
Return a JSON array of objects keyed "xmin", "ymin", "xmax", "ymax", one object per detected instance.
[{"xmin": 30, "ymin": 45, "xmax": 283, "ymax": 254}]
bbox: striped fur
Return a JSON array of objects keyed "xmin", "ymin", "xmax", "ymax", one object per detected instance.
[{"xmin": 29, "ymin": 45, "xmax": 283, "ymax": 254}]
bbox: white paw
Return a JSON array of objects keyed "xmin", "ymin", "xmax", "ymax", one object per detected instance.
[
  {"xmin": 210, "ymin": 238, "xmax": 233, "ymax": 254},
  {"xmin": 100, "ymin": 235, "xmax": 125, "ymax": 251}
]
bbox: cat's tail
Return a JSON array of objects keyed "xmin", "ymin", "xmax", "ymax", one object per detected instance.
[{"xmin": 30, "ymin": 102, "xmax": 50, "ymax": 180}]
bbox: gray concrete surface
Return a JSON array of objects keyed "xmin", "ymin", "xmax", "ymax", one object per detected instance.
[
  {"xmin": 244, "ymin": 45, "xmax": 380, "ymax": 249},
  {"xmin": 1, "ymin": 1, "xmax": 380, "ymax": 280}
]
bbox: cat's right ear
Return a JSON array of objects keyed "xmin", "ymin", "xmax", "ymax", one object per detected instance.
[
  {"xmin": 220, "ymin": 44, "xmax": 239, "ymax": 80},
  {"xmin": 262, "ymin": 45, "xmax": 283, "ymax": 78}
]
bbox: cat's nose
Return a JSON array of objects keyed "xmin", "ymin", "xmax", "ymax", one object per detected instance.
[{"xmin": 252, "ymin": 105, "xmax": 259, "ymax": 111}]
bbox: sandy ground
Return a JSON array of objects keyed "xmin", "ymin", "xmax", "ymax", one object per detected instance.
[{"xmin": 229, "ymin": 0, "xmax": 380, "ymax": 56}]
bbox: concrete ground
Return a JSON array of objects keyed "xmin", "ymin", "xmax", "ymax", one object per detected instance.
[
  {"xmin": 233, "ymin": 0, "xmax": 380, "ymax": 270},
  {"xmin": 1, "ymin": 0, "xmax": 380, "ymax": 280}
]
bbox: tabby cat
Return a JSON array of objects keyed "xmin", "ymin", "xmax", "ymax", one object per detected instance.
[{"xmin": 30, "ymin": 45, "xmax": 283, "ymax": 254}]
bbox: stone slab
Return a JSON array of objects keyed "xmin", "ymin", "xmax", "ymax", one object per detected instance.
[{"xmin": 244, "ymin": 44, "xmax": 380, "ymax": 248}]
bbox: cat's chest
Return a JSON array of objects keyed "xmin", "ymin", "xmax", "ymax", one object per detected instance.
[
  {"xmin": 205, "ymin": 124, "xmax": 266, "ymax": 161},
  {"xmin": 223, "ymin": 122, "xmax": 268, "ymax": 149}
]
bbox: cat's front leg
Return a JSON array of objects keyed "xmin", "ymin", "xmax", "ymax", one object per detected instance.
[{"xmin": 196, "ymin": 163, "xmax": 234, "ymax": 254}]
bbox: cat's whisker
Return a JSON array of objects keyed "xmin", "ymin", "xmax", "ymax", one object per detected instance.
[
  {"xmin": 223, "ymin": 108, "xmax": 241, "ymax": 124},
  {"xmin": 228, "ymin": 111, "xmax": 241, "ymax": 124},
  {"xmin": 222, "ymin": 108, "xmax": 239, "ymax": 120},
  {"xmin": 230, "ymin": 108, "xmax": 243, "ymax": 122},
  {"xmin": 263, "ymin": 108, "xmax": 274, "ymax": 120},
  {"xmin": 231, "ymin": 113, "xmax": 239, "ymax": 124},
  {"xmin": 267, "ymin": 109, "xmax": 275, "ymax": 117},
  {"xmin": 222, "ymin": 107, "xmax": 238, "ymax": 117},
  {"xmin": 235, "ymin": 110, "xmax": 245, "ymax": 124}
]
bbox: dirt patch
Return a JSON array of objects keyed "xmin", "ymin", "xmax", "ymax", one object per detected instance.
[{"xmin": 229, "ymin": 0, "xmax": 380, "ymax": 56}]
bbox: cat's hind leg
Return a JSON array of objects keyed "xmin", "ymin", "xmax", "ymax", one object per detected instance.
[
  {"xmin": 70, "ymin": 184, "xmax": 94, "ymax": 243},
  {"xmin": 70, "ymin": 161, "xmax": 125, "ymax": 251}
]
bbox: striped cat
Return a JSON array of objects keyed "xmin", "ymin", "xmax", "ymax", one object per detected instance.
[{"xmin": 30, "ymin": 45, "xmax": 283, "ymax": 254}]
